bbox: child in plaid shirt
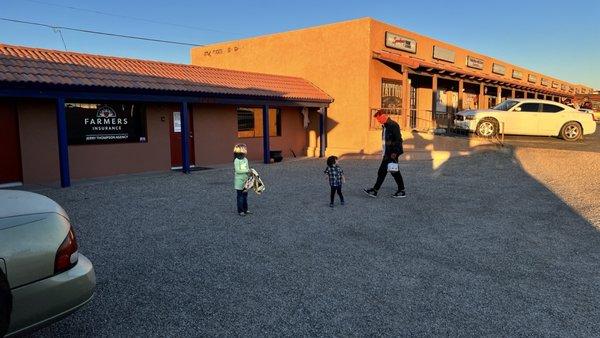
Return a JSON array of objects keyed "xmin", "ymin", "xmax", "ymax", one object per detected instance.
[{"xmin": 324, "ymin": 156, "xmax": 345, "ymax": 207}]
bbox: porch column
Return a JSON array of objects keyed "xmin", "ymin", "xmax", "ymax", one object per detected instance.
[
  {"xmin": 56, "ymin": 97, "xmax": 70, "ymax": 188},
  {"xmin": 496, "ymin": 86, "xmax": 502, "ymax": 104},
  {"xmin": 458, "ymin": 79, "xmax": 464, "ymax": 111},
  {"xmin": 511, "ymin": 88, "xmax": 516, "ymax": 98},
  {"xmin": 403, "ymin": 69, "xmax": 410, "ymax": 128},
  {"xmin": 319, "ymin": 107, "xmax": 327, "ymax": 157},
  {"xmin": 478, "ymin": 83, "xmax": 485, "ymax": 109},
  {"xmin": 180, "ymin": 101, "xmax": 191, "ymax": 174},
  {"xmin": 262, "ymin": 105, "xmax": 270, "ymax": 164},
  {"xmin": 431, "ymin": 74, "xmax": 438, "ymax": 121}
]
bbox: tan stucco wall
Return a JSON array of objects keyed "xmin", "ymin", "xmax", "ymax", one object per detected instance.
[
  {"xmin": 14, "ymin": 101, "xmax": 312, "ymax": 184},
  {"xmin": 191, "ymin": 18, "xmax": 372, "ymax": 157},
  {"xmin": 193, "ymin": 104, "xmax": 310, "ymax": 165},
  {"xmin": 17, "ymin": 100, "xmax": 59, "ymax": 184},
  {"xmin": 68, "ymin": 103, "xmax": 172, "ymax": 180}
]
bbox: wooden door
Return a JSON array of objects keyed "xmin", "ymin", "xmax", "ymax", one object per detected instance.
[{"xmin": 169, "ymin": 109, "xmax": 196, "ymax": 168}]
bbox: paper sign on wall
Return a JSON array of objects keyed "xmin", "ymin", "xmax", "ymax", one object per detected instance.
[{"xmin": 173, "ymin": 111, "xmax": 181, "ymax": 132}]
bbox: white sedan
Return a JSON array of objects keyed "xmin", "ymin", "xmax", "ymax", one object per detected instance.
[{"xmin": 454, "ymin": 99, "xmax": 597, "ymax": 141}]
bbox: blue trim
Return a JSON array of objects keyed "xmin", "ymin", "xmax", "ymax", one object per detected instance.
[
  {"xmin": 262, "ymin": 105, "xmax": 270, "ymax": 164},
  {"xmin": 0, "ymin": 86, "xmax": 331, "ymax": 108},
  {"xmin": 180, "ymin": 102, "xmax": 191, "ymax": 174},
  {"xmin": 55, "ymin": 97, "xmax": 70, "ymax": 187}
]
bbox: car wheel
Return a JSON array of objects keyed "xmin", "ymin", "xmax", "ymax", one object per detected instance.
[
  {"xmin": 560, "ymin": 122, "xmax": 582, "ymax": 141},
  {"xmin": 0, "ymin": 270, "xmax": 11, "ymax": 337},
  {"xmin": 476, "ymin": 118, "xmax": 499, "ymax": 138}
]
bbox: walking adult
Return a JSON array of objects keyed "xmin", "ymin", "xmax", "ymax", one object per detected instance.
[{"xmin": 363, "ymin": 110, "xmax": 406, "ymax": 198}]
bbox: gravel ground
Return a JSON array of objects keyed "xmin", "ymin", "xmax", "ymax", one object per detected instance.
[{"xmin": 28, "ymin": 148, "xmax": 600, "ymax": 336}]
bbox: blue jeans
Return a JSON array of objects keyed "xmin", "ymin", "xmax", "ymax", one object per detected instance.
[
  {"xmin": 330, "ymin": 185, "xmax": 344, "ymax": 204},
  {"xmin": 236, "ymin": 189, "xmax": 248, "ymax": 213}
]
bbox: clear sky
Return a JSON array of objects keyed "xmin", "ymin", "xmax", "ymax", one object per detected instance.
[{"xmin": 2, "ymin": 0, "xmax": 599, "ymax": 88}]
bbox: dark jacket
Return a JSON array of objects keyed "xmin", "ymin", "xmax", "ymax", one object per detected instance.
[{"xmin": 382, "ymin": 118, "xmax": 403, "ymax": 160}]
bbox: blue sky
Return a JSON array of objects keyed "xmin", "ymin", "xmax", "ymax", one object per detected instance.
[{"xmin": 2, "ymin": 0, "xmax": 599, "ymax": 88}]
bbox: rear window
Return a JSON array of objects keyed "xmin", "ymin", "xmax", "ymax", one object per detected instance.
[
  {"xmin": 517, "ymin": 103, "xmax": 540, "ymax": 112},
  {"xmin": 542, "ymin": 104, "xmax": 564, "ymax": 113}
]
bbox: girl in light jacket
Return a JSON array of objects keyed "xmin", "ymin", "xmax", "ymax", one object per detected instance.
[{"xmin": 233, "ymin": 144, "xmax": 251, "ymax": 216}]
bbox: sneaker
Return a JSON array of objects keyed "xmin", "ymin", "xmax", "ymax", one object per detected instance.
[
  {"xmin": 392, "ymin": 190, "xmax": 406, "ymax": 198},
  {"xmin": 329, "ymin": 203, "xmax": 334, "ymax": 208},
  {"xmin": 239, "ymin": 212, "xmax": 246, "ymax": 216},
  {"xmin": 244, "ymin": 210, "xmax": 253, "ymax": 215},
  {"xmin": 363, "ymin": 188, "xmax": 378, "ymax": 198}
]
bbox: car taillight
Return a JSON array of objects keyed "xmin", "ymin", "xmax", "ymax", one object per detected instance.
[{"xmin": 54, "ymin": 226, "xmax": 79, "ymax": 274}]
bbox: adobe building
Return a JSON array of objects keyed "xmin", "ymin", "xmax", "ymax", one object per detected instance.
[
  {"xmin": 0, "ymin": 44, "xmax": 331, "ymax": 187},
  {"xmin": 191, "ymin": 17, "xmax": 595, "ymax": 157}
]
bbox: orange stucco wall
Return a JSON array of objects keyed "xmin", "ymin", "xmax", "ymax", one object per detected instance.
[
  {"xmin": 368, "ymin": 19, "xmax": 591, "ymax": 96},
  {"xmin": 191, "ymin": 18, "xmax": 372, "ymax": 156},
  {"xmin": 191, "ymin": 17, "xmax": 594, "ymax": 156}
]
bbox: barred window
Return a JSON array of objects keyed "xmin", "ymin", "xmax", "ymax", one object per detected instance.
[{"xmin": 237, "ymin": 108, "xmax": 281, "ymax": 138}]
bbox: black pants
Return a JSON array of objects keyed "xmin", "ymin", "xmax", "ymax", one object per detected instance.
[
  {"xmin": 236, "ymin": 189, "xmax": 248, "ymax": 213},
  {"xmin": 330, "ymin": 185, "xmax": 344, "ymax": 204},
  {"xmin": 373, "ymin": 159, "xmax": 405, "ymax": 191}
]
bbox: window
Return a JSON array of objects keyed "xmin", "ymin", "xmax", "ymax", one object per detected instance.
[
  {"xmin": 542, "ymin": 104, "xmax": 564, "ymax": 113},
  {"xmin": 237, "ymin": 108, "xmax": 281, "ymax": 138},
  {"xmin": 517, "ymin": 103, "xmax": 541, "ymax": 112},
  {"xmin": 381, "ymin": 79, "xmax": 403, "ymax": 115},
  {"xmin": 492, "ymin": 100, "xmax": 518, "ymax": 111}
]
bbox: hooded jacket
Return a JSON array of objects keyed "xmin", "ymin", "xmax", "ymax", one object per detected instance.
[{"xmin": 382, "ymin": 118, "xmax": 404, "ymax": 160}]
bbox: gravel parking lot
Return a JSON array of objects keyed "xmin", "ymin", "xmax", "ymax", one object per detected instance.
[{"xmin": 29, "ymin": 138, "xmax": 600, "ymax": 336}]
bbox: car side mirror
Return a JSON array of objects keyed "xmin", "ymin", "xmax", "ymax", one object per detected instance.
[{"xmin": 513, "ymin": 107, "xmax": 522, "ymax": 112}]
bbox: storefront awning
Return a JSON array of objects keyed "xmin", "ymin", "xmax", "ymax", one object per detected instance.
[{"xmin": 372, "ymin": 49, "xmax": 572, "ymax": 98}]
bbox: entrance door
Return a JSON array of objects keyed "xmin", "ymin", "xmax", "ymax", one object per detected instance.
[
  {"xmin": 0, "ymin": 103, "xmax": 23, "ymax": 184},
  {"xmin": 409, "ymin": 82, "xmax": 417, "ymax": 129},
  {"xmin": 169, "ymin": 109, "xmax": 196, "ymax": 168}
]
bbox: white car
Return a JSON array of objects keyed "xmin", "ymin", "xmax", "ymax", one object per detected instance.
[{"xmin": 454, "ymin": 99, "xmax": 597, "ymax": 141}]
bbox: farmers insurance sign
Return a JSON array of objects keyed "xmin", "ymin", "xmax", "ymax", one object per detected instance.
[
  {"xmin": 66, "ymin": 102, "xmax": 148, "ymax": 145},
  {"xmin": 385, "ymin": 32, "xmax": 417, "ymax": 53}
]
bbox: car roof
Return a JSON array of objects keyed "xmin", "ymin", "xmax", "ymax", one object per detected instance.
[{"xmin": 508, "ymin": 98, "xmax": 564, "ymax": 103}]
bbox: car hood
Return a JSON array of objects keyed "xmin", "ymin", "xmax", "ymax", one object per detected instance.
[{"xmin": 0, "ymin": 190, "xmax": 68, "ymax": 220}]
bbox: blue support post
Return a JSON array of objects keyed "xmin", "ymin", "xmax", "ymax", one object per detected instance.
[
  {"xmin": 180, "ymin": 102, "xmax": 191, "ymax": 174},
  {"xmin": 56, "ymin": 97, "xmax": 70, "ymax": 187},
  {"xmin": 319, "ymin": 108, "xmax": 327, "ymax": 157},
  {"xmin": 262, "ymin": 105, "xmax": 270, "ymax": 164}
]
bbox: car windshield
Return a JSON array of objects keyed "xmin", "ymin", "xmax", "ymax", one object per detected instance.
[{"xmin": 492, "ymin": 100, "xmax": 519, "ymax": 111}]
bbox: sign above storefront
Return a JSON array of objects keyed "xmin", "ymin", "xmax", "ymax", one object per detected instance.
[
  {"xmin": 66, "ymin": 102, "xmax": 148, "ymax": 145},
  {"xmin": 432, "ymin": 46, "xmax": 455, "ymax": 63},
  {"xmin": 528, "ymin": 74, "xmax": 537, "ymax": 83},
  {"xmin": 466, "ymin": 56, "xmax": 484, "ymax": 70},
  {"xmin": 385, "ymin": 32, "xmax": 417, "ymax": 54},
  {"xmin": 492, "ymin": 63, "xmax": 506, "ymax": 76},
  {"xmin": 541, "ymin": 78, "xmax": 549, "ymax": 86},
  {"xmin": 512, "ymin": 70, "xmax": 523, "ymax": 80}
]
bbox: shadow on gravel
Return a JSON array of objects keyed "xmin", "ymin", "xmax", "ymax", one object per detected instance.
[{"xmin": 29, "ymin": 149, "xmax": 600, "ymax": 336}]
